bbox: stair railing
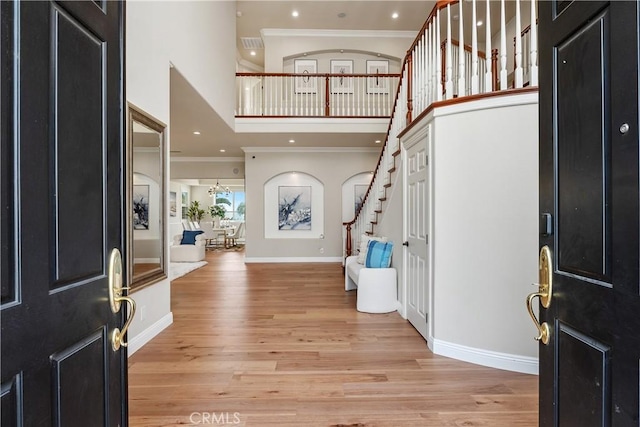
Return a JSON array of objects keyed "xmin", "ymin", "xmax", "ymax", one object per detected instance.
[{"xmin": 343, "ymin": 0, "xmax": 538, "ymax": 260}]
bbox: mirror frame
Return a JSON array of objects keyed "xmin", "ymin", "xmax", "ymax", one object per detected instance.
[{"xmin": 127, "ymin": 104, "xmax": 167, "ymax": 292}]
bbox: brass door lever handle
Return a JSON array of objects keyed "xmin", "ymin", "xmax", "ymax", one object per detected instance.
[
  {"xmin": 526, "ymin": 246, "xmax": 553, "ymax": 345},
  {"xmin": 108, "ymin": 248, "xmax": 137, "ymax": 351}
]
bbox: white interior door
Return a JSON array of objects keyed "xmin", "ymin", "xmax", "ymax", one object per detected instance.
[{"xmin": 403, "ymin": 131, "xmax": 429, "ymax": 341}]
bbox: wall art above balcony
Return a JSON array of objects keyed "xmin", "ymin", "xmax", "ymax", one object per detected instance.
[
  {"xmin": 366, "ymin": 59, "xmax": 390, "ymax": 94},
  {"xmin": 330, "ymin": 59, "xmax": 354, "ymax": 94},
  {"xmin": 294, "ymin": 59, "xmax": 317, "ymax": 94}
]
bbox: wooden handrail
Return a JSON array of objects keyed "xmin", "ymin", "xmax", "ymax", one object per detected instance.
[
  {"xmin": 343, "ymin": 0, "xmax": 452, "ymax": 257},
  {"xmin": 343, "ymin": 0, "xmax": 537, "ymax": 259},
  {"xmin": 236, "ymin": 72, "xmax": 401, "ymax": 78}
]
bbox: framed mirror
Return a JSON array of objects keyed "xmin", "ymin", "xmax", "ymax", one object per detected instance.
[{"xmin": 127, "ymin": 104, "xmax": 167, "ymax": 291}]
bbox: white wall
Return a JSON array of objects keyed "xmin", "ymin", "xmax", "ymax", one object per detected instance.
[
  {"xmin": 262, "ymin": 29, "xmax": 416, "ymax": 72},
  {"xmin": 425, "ymin": 92, "xmax": 539, "ymax": 372},
  {"xmin": 127, "ymin": 1, "xmax": 237, "ymax": 129},
  {"xmin": 244, "ymin": 148, "xmax": 380, "ymax": 261},
  {"xmin": 491, "ymin": 9, "xmax": 534, "ymax": 84},
  {"xmin": 374, "ymin": 162, "xmax": 405, "ymax": 310},
  {"xmin": 126, "ymin": 0, "xmax": 237, "ymax": 352}
]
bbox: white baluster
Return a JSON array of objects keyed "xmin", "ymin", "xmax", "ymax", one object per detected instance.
[
  {"xmin": 436, "ymin": 8, "xmax": 443, "ymax": 101},
  {"xmin": 485, "ymin": 0, "xmax": 492, "ymax": 93},
  {"xmin": 471, "ymin": 0, "xmax": 479, "ymax": 94},
  {"xmin": 433, "ymin": 22, "xmax": 438, "ymax": 104},
  {"xmin": 514, "ymin": 0, "xmax": 523, "ymax": 88},
  {"xmin": 426, "ymin": 26, "xmax": 431, "ymax": 108},
  {"xmin": 530, "ymin": 0, "xmax": 538, "ymax": 86},
  {"xmin": 446, "ymin": 4, "xmax": 453, "ymax": 99},
  {"xmin": 500, "ymin": 0, "xmax": 507, "ymax": 90},
  {"xmin": 277, "ymin": 75, "xmax": 281, "ymax": 115},
  {"xmin": 458, "ymin": 4, "xmax": 466, "ymax": 97}
]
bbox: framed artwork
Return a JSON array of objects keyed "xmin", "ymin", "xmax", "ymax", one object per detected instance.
[
  {"xmin": 278, "ymin": 186, "xmax": 311, "ymax": 230},
  {"xmin": 169, "ymin": 191, "xmax": 177, "ymax": 217},
  {"xmin": 294, "ymin": 59, "xmax": 317, "ymax": 94},
  {"xmin": 181, "ymin": 191, "xmax": 188, "ymax": 219},
  {"xmin": 330, "ymin": 59, "xmax": 354, "ymax": 93},
  {"xmin": 366, "ymin": 60, "xmax": 390, "ymax": 94},
  {"xmin": 354, "ymin": 184, "xmax": 368, "ymax": 214},
  {"xmin": 133, "ymin": 185, "xmax": 150, "ymax": 230}
]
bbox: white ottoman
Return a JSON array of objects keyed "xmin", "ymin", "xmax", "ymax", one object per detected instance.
[{"xmin": 345, "ymin": 256, "xmax": 398, "ymax": 313}]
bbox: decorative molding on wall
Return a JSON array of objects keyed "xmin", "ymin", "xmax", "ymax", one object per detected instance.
[
  {"xmin": 171, "ymin": 157, "xmax": 245, "ymax": 163},
  {"xmin": 243, "ymin": 147, "xmax": 380, "ymax": 154},
  {"xmin": 431, "ymin": 338, "xmax": 539, "ymax": 375},
  {"xmin": 261, "ymin": 28, "xmax": 417, "ymax": 40},
  {"xmin": 127, "ymin": 312, "xmax": 174, "ymax": 356}
]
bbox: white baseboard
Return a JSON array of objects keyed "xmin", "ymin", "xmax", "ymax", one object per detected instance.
[
  {"xmin": 127, "ymin": 312, "xmax": 173, "ymax": 357},
  {"xmin": 244, "ymin": 256, "xmax": 342, "ymax": 263},
  {"xmin": 432, "ymin": 338, "xmax": 538, "ymax": 375}
]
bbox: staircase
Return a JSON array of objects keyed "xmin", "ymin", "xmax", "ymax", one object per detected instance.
[{"xmin": 343, "ymin": 0, "xmax": 539, "ymax": 257}]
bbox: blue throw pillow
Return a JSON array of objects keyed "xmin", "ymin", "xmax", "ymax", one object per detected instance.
[
  {"xmin": 181, "ymin": 230, "xmax": 203, "ymax": 245},
  {"xmin": 365, "ymin": 240, "xmax": 393, "ymax": 268}
]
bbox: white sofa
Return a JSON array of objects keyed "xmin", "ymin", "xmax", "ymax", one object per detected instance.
[
  {"xmin": 345, "ymin": 255, "xmax": 398, "ymax": 313},
  {"xmin": 169, "ymin": 234, "xmax": 206, "ymax": 262}
]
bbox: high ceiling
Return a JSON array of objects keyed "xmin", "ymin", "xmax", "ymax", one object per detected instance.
[
  {"xmin": 170, "ymin": 1, "xmax": 435, "ymax": 160},
  {"xmin": 169, "ymin": 1, "xmax": 523, "ymax": 161},
  {"xmin": 235, "ymin": 1, "xmax": 436, "ymax": 68}
]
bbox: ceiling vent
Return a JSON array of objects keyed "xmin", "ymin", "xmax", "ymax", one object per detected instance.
[{"xmin": 241, "ymin": 37, "xmax": 264, "ymax": 50}]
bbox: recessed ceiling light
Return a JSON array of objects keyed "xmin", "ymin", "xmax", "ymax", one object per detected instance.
[
  {"xmin": 193, "ymin": 131, "xmax": 201, "ymax": 135},
  {"xmin": 476, "ymin": 20, "xmax": 483, "ymax": 26},
  {"xmin": 375, "ymin": 140, "xmax": 382, "ymax": 144},
  {"xmin": 289, "ymin": 139, "xmax": 295, "ymax": 144},
  {"xmin": 250, "ymin": 51, "xmax": 256, "ymax": 56},
  {"xmin": 391, "ymin": 12, "xmax": 399, "ymax": 19},
  {"xmin": 220, "ymin": 149, "xmax": 226, "ymax": 153},
  {"xmin": 291, "ymin": 10, "xmax": 299, "ymax": 17}
]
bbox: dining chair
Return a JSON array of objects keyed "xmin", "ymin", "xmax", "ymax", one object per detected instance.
[{"xmin": 224, "ymin": 222, "xmax": 244, "ymax": 248}]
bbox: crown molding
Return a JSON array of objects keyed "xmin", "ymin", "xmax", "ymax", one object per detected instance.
[
  {"xmin": 170, "ymin": 157, "xmax": 245, "ymax": 163},
  {"xmin": 241, "ymin": 147, "xmax": 380, "ymax": 154},
  {"xmin": 260, "ymin": 28, "xmax": 416, "ymax": 39}
]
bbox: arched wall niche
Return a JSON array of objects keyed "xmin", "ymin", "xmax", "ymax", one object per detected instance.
[{"xmin": 264, "ymin": 171, "xmax": 324, "ymax": 239}]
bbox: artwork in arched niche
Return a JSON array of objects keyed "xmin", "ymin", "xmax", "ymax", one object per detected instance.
[
  {"xmin": 264, "ymin": 172, "xmax": 324, "ymax": 239},
  {"xmin": 341, "ymin": 172, "xmax": 373, "ymax": 222}
]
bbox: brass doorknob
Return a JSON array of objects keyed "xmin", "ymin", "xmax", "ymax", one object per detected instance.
[
  {"xmin": 108, "ymin": 248, "xmax": 137, "ymax": 351},
  {"xmin": 526, "ymin": 246, "xmax": 553, "ymax": 345}
]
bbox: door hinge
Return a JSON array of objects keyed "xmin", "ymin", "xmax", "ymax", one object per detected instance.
[
  {"xmin": 426, "ymin": 234, "xmax": 429, "ymax": 245},
  {"xmin": 426, "ymin": 312, "xmax": 429, "ymax": 324}
]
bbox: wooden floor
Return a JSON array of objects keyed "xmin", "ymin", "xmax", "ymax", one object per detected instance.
[{"xmin": 128, "ymin": 250, "xmax": 538, "ymax": 426}]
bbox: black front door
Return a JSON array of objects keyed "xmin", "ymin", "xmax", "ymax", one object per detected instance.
[
  {"xmin": 538, "ymin": 0, "xmax": 639, "ymax": 425},
  {"xmin": 1, "ymin": 1, "xmax": 126, "ymax": 425}
]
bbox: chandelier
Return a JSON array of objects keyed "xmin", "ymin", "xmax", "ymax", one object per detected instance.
[{"xmin": 208, "ymin": 179, "xmax": 230, "ymax": 196}]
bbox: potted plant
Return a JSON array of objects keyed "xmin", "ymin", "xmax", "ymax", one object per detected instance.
[
  {"xmin": 186, "ymin": 200, "xmax": 206, "ymax": 224},
  {"xmin": 209, "ymin": 204, "xmax": 226, "ymax": 228}
]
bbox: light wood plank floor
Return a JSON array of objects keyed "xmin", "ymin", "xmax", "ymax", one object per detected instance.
[{"xmin": 128, "ymin": 250, "xmax": 538, "ymax": 427}]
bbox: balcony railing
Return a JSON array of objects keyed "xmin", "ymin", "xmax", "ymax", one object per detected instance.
[{"xmin": 236, "ymin": 73, "xmax": 400, "ymax": 117}]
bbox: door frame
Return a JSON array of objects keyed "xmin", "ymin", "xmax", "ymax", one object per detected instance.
[{"xmin": 401, "ymin": 119, "xmax": 434, "ymax": 345}]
